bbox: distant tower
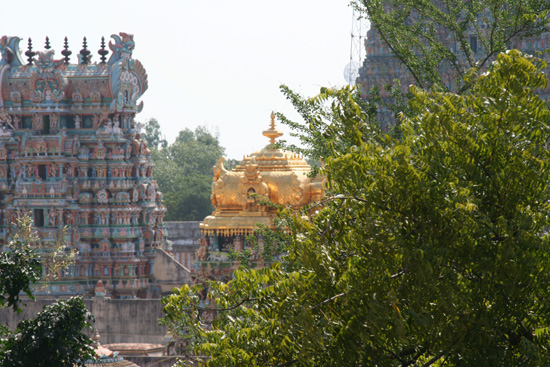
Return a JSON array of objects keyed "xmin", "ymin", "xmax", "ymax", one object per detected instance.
[{"xmin": 344, "ymin": 9, "xmax": 369, "ymax": 85}]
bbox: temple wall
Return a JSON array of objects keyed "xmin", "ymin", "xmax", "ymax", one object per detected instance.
[
  {"xmin": 0, "ymin": 222, "xmax": 201, "ymax": 346},
  {"xmin": 164, "ymin": 221, "xmax": 200, "ymax": 270},
  {"xmin": 124, "ymin": 356, "xmax": 182, "ymax": 367},
  {"xmin": 0, "ymin": 298, "xmax": 167, "ymax": 344},
  {"xmin": 154, "ymin": 248, "xmax": 193, "ymax": 295}
]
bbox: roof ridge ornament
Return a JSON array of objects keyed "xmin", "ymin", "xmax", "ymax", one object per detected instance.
[
  {"xmin": 262, "ymin": 111, "xmax": 283, "ymax": 145},
  {"xmin": 61, "ymin": 37, "xmax": 71, "ymax": 64},
  {"xmin": 79, "ymin": 37, "xmax": 90, "ymax": 64},
  {"xmin": 25, "ymin": 38, "xmax": 35, "ymax": 65},
  {"xmin": 98, "ymin": 36, "xmax": 108, "ymax": 64}
]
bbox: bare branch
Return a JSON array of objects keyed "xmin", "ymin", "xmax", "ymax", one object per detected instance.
[
  {"xmin": 194, "ymin": 297, "xmax": 259, "ymax": 312},
  {"xmin": 309, "ymin": 292, "xmax": 348, "ymax": 310}
]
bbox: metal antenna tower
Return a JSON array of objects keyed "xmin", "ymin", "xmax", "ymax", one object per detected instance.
[{"xmin": 344, "ymin": 9, "xmax": 369, "ymax": 85}]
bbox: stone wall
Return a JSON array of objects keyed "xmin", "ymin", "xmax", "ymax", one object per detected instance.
[
  {"xmin": 165, "ymin": 221, "xmax": 200, "ymax": 270},
  {"xmin": 154, "ymin": 248, "xmax": 193, "ymax": 295},
  {"xmin": 124, "ymin": 356, "xmax": 182, "ymax": 367},
  {"xmin": 0, "ymin": 297, "xmax": 167, "ymax": 344}
]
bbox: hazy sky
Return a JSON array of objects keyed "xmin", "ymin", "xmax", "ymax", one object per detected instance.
[{"xmin": 2, "ymin": 0, "xmax": 361, "ymax": 159}]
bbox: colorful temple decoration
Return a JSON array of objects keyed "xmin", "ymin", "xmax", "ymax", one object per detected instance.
[
  {"xmin": 0, "ymin": 33, "xmax": 167, "ymax": 298},
  {"xmin": 356, "ymin": 8, "xmax": 550, "ymax": 128},
  {"xmin": 195, "ymin": 113, "xmax": 324, "ymax": 281}
]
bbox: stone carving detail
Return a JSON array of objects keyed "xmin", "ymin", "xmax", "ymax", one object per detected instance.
[
  {"xmin": 30, "ymin": 50, "xmax": 65, "ymax": 102},
  {"xmin": 32, "ymin": 114, "xmax": 42, "ymax": 130},
  {"xmin": 92, "ymin": 140, "xmax": 106, "ymax": 159},
  {"xmin": 90, "ymin": 87, "xmax": 101, "ymax": 104},
  {"xmin": 10, "ymin": 90, "xmax": 21, "ymax": 106},
  {"xmin": 97, "ymin": 189, "xmax": 109, "ymax": 203}
]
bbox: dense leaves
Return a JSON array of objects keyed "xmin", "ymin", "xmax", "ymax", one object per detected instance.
[
  {"xmin": 0, "ymin": 243, "xmax": 41, "ymax": 312},
  {"xmin": 0, "ymin": 297, "xmax": 94, "ymax": 367},
  {"xmin": 163, "ymin": 51, "xmax": 550, "ymax": 366},
  {"xmin": 354, "ymin": 0, "xmax": 550, "ymax": 92},
  {"xmin": 144, "ymin": 125, "xmax": 226, "ymax": 221},
  {"xmin": 0, "ymin": 216, "xmax": 94, "ymax": 366},
  {"xmin": 142, "ymin": 118, "xmax": 168, "ymax": 150},
  {"xmin": 277, "ymin": 85, "xmax": 377, "ymax": 163}
]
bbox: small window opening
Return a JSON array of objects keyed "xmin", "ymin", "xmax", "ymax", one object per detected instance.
[
  {"xmin": 469, "ymin": 36, "xmax": 478, "ymax": 53},
  {"xmin": 34, "ymin": 209, "xmax": 44, "ymax": 227},
  {"xmin": 38, "ymin": 165, "xmax": 47, "ymax": 180},
  {"xmin": 42, "ymin": 115, "xmax": 50, "ymax": 135},
  {"xmin": 64, "ymin": 116, "xmax": 75, "ymax": 129}
]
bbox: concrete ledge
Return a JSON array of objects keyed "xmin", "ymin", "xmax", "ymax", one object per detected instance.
[{"xmin": 124, "ymin": 356, "xmax": 182, "ymax": 367}]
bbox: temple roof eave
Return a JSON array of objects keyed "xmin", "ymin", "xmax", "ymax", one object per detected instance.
[{"xmin": 200, "ymin": 215, "xmax": 274, "ymax": 236}]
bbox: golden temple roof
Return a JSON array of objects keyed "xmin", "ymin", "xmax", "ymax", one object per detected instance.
[{"xmin": 200, "ymin": 113, "xmax": 324, "ymax": 236}]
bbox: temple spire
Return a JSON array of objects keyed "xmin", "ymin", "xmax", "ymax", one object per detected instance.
[
  {"xmin": 25, "ymin": 38, "xmax": 35, "ymax": 65},
  {"xmin": 61, "ymin": 37, "xmax": 71, "ymax": 64},
  {"xmin": 262, "ymin": 111, "xmax": 283, "ymax": 145}
]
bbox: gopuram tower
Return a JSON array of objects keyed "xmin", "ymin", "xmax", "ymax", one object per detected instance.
[{"xmin": 0, "ymin": 33, "xmax": 168, "ymax": 298}]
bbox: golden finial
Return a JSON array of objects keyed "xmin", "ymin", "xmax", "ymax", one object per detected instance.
[
  {"xmin": 270, "ymin": 111, "xmax": 276, "ymax": 128},
  {"xmin": 262, "ymin": 111, "xmax": 283, "ymax": 144}
]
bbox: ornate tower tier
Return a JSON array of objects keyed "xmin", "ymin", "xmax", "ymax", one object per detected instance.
[{"xmin": 0, "ymin": 34, "xmax": 167, "ymax": 299}]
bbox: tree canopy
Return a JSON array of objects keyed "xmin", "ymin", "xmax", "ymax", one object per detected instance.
[
  {"xmin": 0, "ymin": 297, "xmax": 94, "ymax": 367},
  {"xmin": 354, "ymin": 0, "xmax": 550, "ymax": 93},
  {"xmin": 142, "ymin": 118, "xmax": 168, "ymax": 150},
  {"xmin": 162, "ymin": 50, "xmax": 550, "ymax": 366},
  {"xmin": 145, "ymin": 125, "xmax": 226, "ymax": 221},
  {"xmin": 0, "ymin": 216, "xmax": 94, "ymax": 367}
]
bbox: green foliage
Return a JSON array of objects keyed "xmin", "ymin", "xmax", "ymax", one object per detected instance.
[
  {"xmin": 0, "ymin": 215, "xmax": 94, "ymax": 366},
  {"xmin": 0, "ymin": 242, "xmax": 41, "ymax": 312},
  {"xmin": 149, "ymin": 125, "xmax": 226, "ymax": 221},
  {"xmin": 142, "ymin": 118, "xmax": 168, "ymax": 150},
  {"xmin": 247, "ymin": 223, "xmax": 291, "ymax": 265},
  {"xmin": 354, "ymin": 0, "xmax": 550, "ymax": 93},
  {"xmin": 162, "ymin": 174, "xmax": 214, "ymax": 222},
  {"xmin": 163, "ymin": 51, "xmax": 550, "ymax": 366},
  {"xmin": 227, "ymin": 248, "xmax": 253, "ymax": 269},
  {"xmin": 162, "ymin": 264, "xmax": 308, "ymax": 367},
  {"xmin": 277, "ymin": 84, "xmax": 379, "ymax": 163},
  {"xmin": 353, "ymin": 0, "xmax": 550, "ymax": 129},
  {"xmin": 9, "ymin": 215, "xmax": 77, "ymax": 284},
  {"xmin": 229, "ymin": 221, "xmax": 293, "ymax": 269},
  {"xmin": 0, "ymin": 296, "xmax": 95, "ymax": 367}
]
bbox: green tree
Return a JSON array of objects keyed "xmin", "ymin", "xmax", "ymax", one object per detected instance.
[
  {"xmin": 354, "ymin": 0, "xmax": 550, "ymax": 93},
  {"xmin": 0, "ymin": 216, "xmax": 94, "ymax": 366},
  {"xmin": 152, "ymin": 126, "xmax": 225, "ymax": 221},
  {"xmin": 0, "ymin": 236, "xmax": 41, "ymax": 312},
  {"xmin": 0, "ymin": 297, "xmax": 94, "ymax": 367},
  {"xmin": 277, "ymin": 84, "xmax": 377, "ymax": 162},
  {"xmin": 163, "ymin": 51, "xmax": 550, "ymax": 366},
  {"xmin": 142, "ymin": 118, "xmax": 168, "ymax": 150}
]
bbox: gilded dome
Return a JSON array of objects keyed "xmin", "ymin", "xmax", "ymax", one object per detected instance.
[{"xmin": 200, "ymin": 113, "xmax": 324, "ymax": 236}]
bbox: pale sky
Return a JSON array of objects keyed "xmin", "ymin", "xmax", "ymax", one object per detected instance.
[{"xmin": 2, "ymin": 0, "xmax": 361, "ymax": 159}]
